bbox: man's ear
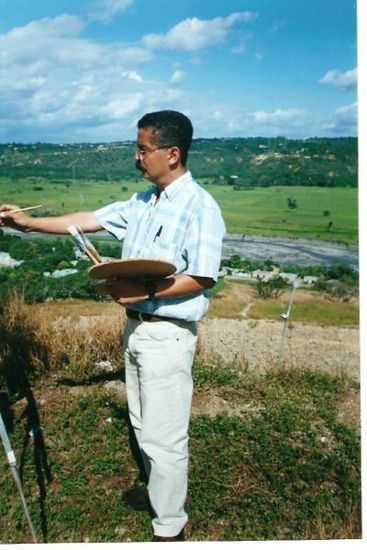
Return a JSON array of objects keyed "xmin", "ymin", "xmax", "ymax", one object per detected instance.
[{"xmin": 167, "ymin": 146, "xmax": 180, "ymax": 167}]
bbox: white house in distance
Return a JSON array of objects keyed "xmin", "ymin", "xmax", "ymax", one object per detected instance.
[{"xmin": 221, "ymin": 266, "xmax": 318, "ymax": 286}]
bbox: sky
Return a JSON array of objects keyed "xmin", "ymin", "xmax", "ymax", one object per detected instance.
[{"xmin": 0, "ymin": 0, "xmax": 359, "ymax": 143}]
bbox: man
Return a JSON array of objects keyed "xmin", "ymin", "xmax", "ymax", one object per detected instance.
[{"xmin": 0, "ymin": 110, "xmax": 225, "ymax": 542}]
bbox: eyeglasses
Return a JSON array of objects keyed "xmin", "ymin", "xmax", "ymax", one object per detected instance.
[{"xmin": 135, "ymin": 146, "xmax": 171, "ymax": 158}]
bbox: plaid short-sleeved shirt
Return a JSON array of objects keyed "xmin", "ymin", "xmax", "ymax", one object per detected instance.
[{"xmin": 94, "ymin": 171, "xmax": 225, "ymax": 321}]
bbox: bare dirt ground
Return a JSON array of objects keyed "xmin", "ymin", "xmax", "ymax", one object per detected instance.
[
  {"xmin": 194, "ymin": 317, "xmax": 360, "ymax": 431},
  {"xmin": 196, "ymin": 281, "xmax": 359, "ymax": 380},
  {"xmin": 197, "ymin": 317, "xmax": 360, "ymax": 380},
  {"xmin": 191, "ymin": 281, "xmax": 360, "ymax": 430}
]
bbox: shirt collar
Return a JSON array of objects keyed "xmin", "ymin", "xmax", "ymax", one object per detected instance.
[{"xmin": 156, "ymin": 171, "xmax": 193, "ymax": 201}]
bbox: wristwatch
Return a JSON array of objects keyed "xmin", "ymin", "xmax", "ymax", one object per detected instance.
[{"xmin": 144, "ymin": 280, "xmax": 157, "ymax": 300}]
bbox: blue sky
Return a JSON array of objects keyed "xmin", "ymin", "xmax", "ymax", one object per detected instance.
[{"xmin": 0, "ymin": 0, "xmax": 358, "ymax": 143}]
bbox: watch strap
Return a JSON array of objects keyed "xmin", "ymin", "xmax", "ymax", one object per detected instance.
[{"xmin": 144, "ymin": 280, "xmax": 157, "ymax": 300}]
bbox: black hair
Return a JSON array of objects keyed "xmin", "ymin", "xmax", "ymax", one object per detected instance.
[{"xmin": 137, "ymin": 110, "xmax": 193, "ymax": 166}]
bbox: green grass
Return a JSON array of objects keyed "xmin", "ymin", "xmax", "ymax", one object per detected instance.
[
  {"xmin": 190, "ymin": 367, "xmax": 360, "ymax": 540},
  {"xmin": 249, "ymin": 295, "xmax": 359, "ymax": 326},
  {"xmin": 0, "ymin": 176, "xmax": 148, "ymax": 214},
  {"xmin": 203, "ymin": 184, "xmax": 358, "ymax": 244},
  {"xmin": 0, "ymin": 365, "xmax": 360, "ymax": 543},
  {"xmin": 0, "ymin": 176, "xmax": 358, "ymax": 244},
  {"xmin": 207, "ymin": 280, "xmax": 359, "ymax": 327}
]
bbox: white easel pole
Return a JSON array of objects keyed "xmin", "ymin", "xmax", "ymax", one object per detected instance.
[
  {"xmin": 0, "ymin": 413, "xmax": 38, "ymax": 543},
  {"xmin": 279, "ymin": 281, "xmax": 299, "ymax": 362}
]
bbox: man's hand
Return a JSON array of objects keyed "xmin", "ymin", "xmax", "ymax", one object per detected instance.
[
  {"xmin": 0, "ymin": 205, "xmax": 31, "ymax": 232},
  {"xmin": 105, "ymin": 278, "xmax": 148, "ymax": 306}
]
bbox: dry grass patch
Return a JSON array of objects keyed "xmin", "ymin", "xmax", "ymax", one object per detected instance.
[
  {"xmin": 207, "ymin": 281, "xmax": 254, "ymax": 319},
  {"xmin": 209, "ymin": 281, "xmax": 359, "ymax": 327},
  {"xmin": 0, "ymin": 296, "xmax": 126, "ymax": 386},
  {"xmin": 249, "ymin": 288, "xmax": 359, "ymax": 326},
  {"xmin": 28, "ymin": 299, "xmax": 124, "ymax": 323}
]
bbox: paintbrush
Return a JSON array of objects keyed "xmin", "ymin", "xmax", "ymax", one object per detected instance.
[
  {"xmin": 9, "ymin": 204, "xmax": 43, "ymax": 214},
  {"xmin": 67, "ymin": 224, "xmax": 102, "ymax": 265}
]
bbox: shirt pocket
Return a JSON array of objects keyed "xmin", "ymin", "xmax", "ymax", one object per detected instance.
[{"xmin": 148, "ymin": 237, "xmax": 179, "ymax": 266}]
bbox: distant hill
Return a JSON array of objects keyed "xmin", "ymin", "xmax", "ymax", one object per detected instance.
[{"xmin": 0, "ymin": 137, "xmax": 357, "ymax": 187}]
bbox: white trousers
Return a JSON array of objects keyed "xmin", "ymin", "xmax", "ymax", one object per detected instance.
[{"xmin": 123, "ymin": 317, "xmax": 197, "ymax": 537}]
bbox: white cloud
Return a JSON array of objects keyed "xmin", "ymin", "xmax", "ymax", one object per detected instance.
[
  {"xmin": 142, "ymin": 12, "xmax": 257, "ymax": 52},
  {"xmin": 231, "ymin": 44, "xmax": 246, "ymax": 55},
  {"xmin": 9, "ymin": 14, "xmax": 84, "ymax": 39},
  {"xmin": 319, "ymin": 68, "xmax": 357, "ymax": 92},
  {"xmin": 247, "ymin": 108, "xmax": 311, "ymax": 138},
  {"xmin": 269, "ymin": 19, "xmax": 287, "ymax": 34},
  {"xmin": 170, "ymin": 70, "xmax": 185, "ymax": 84},
  {"xmin": 2, "ymin": 15, "xmax": 85, "ymax": 68},
  {"xmin": 187, "ymin": 101, "xmax": 315, "ymax": 139},
  {"xmin": 334, "ymin": 102, "xmax": 358, "ymax": 119},
  {"xmin": 98, "ymin": 95, "xmax": 144, "ymax": 120},
  {"xmin": 323, "ymin": 102, "xmax": 358, "ymax": 135},
  {"xmin": 0, "ymin": 10, "xmax": 257, "ymax": 142},
  {"xmin": 253, "ymin": 108, "xmax": 306, "ymax": 124},
  {"xmin": 88, "ymin": 0, "xmax": 134, "ymax": 23},
  {"xmin": 121, "ymin": 71, "xmax": 143, "ymax": 83},
  {"xmin": 0, "ymin": 14, "xmax": 153, "ymax": 139}
]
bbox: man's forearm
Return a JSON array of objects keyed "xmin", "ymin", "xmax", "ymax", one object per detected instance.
[
  {"xmin": 107, "ymin": 274, "xmax": 215, "ymax": 306},
  {"xmin": 155, "ymin": 274, "xmax": 215, "ymax": 298},
  {"xmin": 24, "ymin": 212, "xmax": 102, "ymax": 234},
  {"xmin": 0, "ymin": 205, "xmax": 102, "ymax": 234}
]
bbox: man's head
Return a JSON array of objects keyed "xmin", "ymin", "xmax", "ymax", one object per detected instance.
[{"xmin": 137, "ymin": 110, "xmax": 193, "ymax": 166}]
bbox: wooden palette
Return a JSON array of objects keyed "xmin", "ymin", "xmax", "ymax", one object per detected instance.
[{"xmin": 88, "ymin": 258, "xmax": 176, "ymax": 281}]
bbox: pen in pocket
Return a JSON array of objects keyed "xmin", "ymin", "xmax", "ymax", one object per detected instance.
[{"xmin": 154, "ymin": 225, "xmax": 163, "ymax": 242}]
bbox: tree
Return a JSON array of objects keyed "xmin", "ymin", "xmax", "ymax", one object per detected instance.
[{"xmin": 287, "ymin": 197, "xmax": 297, "ymax": 209}]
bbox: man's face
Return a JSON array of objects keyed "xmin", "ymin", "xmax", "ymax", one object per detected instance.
[{"xmin": 135, "ymin": 127, "xmax": 170, "ymax": 184}]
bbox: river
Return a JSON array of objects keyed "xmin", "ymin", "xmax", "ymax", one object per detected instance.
[
  {"xmin": 221, "ymin": 234, "xmax": 358, "ymax": 269},
  {"xmin": 2, "ymin": 229, "xmax": 359, "ymax": 269}
]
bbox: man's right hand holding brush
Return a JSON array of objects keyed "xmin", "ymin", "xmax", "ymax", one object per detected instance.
[{"xmin": 0, "ymin": 204, "xmax": 103, "ymax": 234}]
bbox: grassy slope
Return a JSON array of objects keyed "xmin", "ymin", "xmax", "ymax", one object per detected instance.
[{"xmin": 0, "ymin": 367, "xmax": 360, "ymax": 543}]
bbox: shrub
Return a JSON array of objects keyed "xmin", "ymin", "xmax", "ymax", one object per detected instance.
[
  {"xmin": 256, "ymin": 275, "xmax": 288, "ymax": 299},
  {"xmin": 325, "ymin": 263, "xmax": 358, "ymax": 284},
  {"xmin": 9, "ymin": 239, "xmax": 38, "ymax": 260},
  {"xmin": 312, "ymin": 280, "xmax": 358, "ymax": 302},
  {"xmin": 57, "ymin": 260, "xmax": 72, "ymax": 270}
]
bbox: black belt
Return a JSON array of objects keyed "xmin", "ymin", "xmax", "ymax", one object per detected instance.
[{"xmin": 126, "ymin": 309, "xmax": 176, "ymax": 323}]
